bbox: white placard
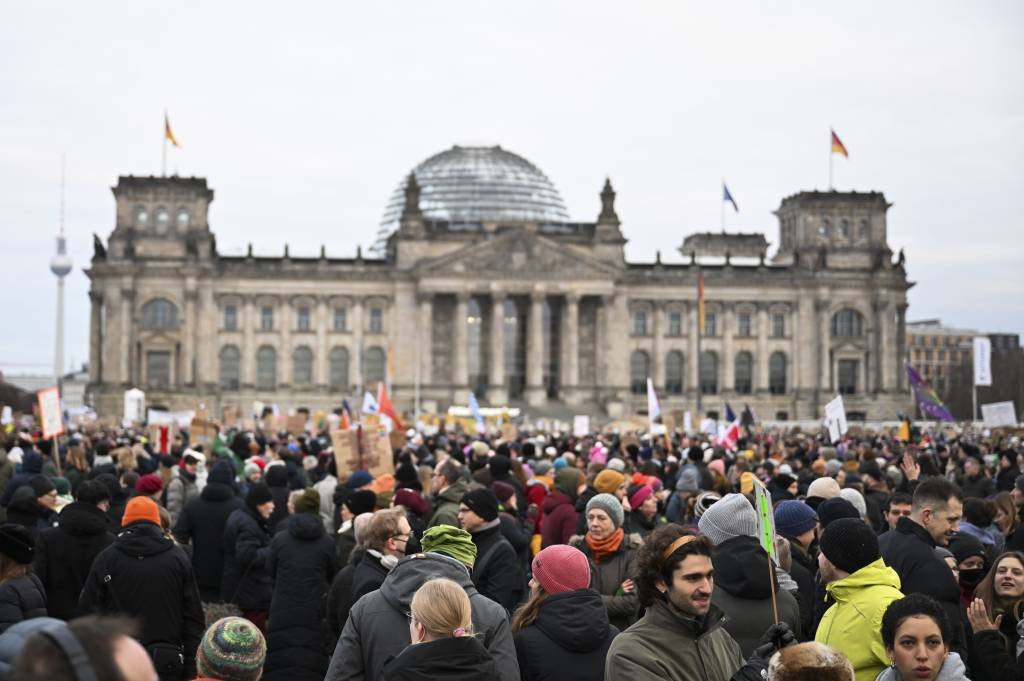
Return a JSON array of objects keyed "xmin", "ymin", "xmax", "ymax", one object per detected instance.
[
  {"xmin": 973, "ymin": 336, "xmax": 992, "ymax": 386},
  {"xmin": 684, "ymin": 411, "xmax": 693, "ymax": 433},
  {"xmin": 147, "ymin": 409, "xmax": 195, "ymax": 429},
  {"xmin": 37, "ymin": 387, "xmax": 64, "ymax": 439},
  {"xmin": 573, "ymin": 415, "xmax": 590, "ymax": 437},
  {"xmin": 123, "ymin": 388, "xmax": 146, "ymax": 424},
  {"xmin": 0, "ymin": 406, "xmax": 11, "ymax": 426},
  {"xmin": 981, "ymin": 401, "xmax": 1017, "ymax": 428},
  {"xmin": 824, "ymin": 394, "xmax": 848, "ymax": 443}
]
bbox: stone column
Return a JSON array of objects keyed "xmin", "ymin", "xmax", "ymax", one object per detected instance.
[
  {"xmin": 817, "ymin": 300, "xmax": 831, "ymax": 392},
  {"xmin": 756, "ymin": 304, "xmax": 769, "ymax": 392},
  {"xmin": 524, "ymin": 290, "xmax": 546, "ymax": 406},
  {"xmin": 871, "ymin": 300, "xmax": 883, "ymax": 393},
  {"xmin": 183, "ymin": 287, "xmax": 197, "ymax": 386},
  {"xmin": 896, "ymin": 304, "xmax": 908, "ymax": 391},
  {"xmin": 687, "ymin": 303, "xmax": 699, "ymax": 396},
  {"xmin": 880, "ymin": 301, "xmax": 895, "ymax": 391},
  {"xmin": 419, "ymin": 293, "xmax": 434, "ymax": 387},
  {"xmin": 488, "ymin": 292, "xmax": 507, "ymax": 404},
  {"xmin": 563, "ymin": 293, "xmax": 580, "ymax": 404},
  {"xmin": 607, "ymin": 293, "xmax": 630, "ymax": 404},
  {"xmin": 279, "ymin": 298, "xmax": 291, "ymax": 387},
  {"xmin": 453, "ymin": 293, "xmax": 470, "ymax": 401},
  {"xmin": 242, "ymin": 296, "xmax": 255, "ymax": 388},
  {"xmin": 89, "ymin": 291, "xmax": 103, "ymax": 383},
  {"xmin": 197, "ymin": 285, "xmax": 215, "ymax": 388},
  {"xmin": 120, "ymin": 287, "xmax": 134, "ymax": 386},
  {"xmin": 315, "ymin": 296, "xmax": 328, "ymax": 388},
  {"xmin": 595, "ymin": 298, "xmax": 607, "ymax": 398},
  {"xmin": 651, "ymin": 300, "xmax": 663, "ymax": 391},
  {"xmin": 353, "ymin": 298, "xmax": 365, "ymax": 395},
  {"xmin": 722, "ymin": 303, "xmax": 734, "ymax": 393}
]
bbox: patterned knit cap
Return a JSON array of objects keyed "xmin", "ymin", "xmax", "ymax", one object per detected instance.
[{"xmin": 196, "ymin": 617, "xmax": 266, "ymax": 681}]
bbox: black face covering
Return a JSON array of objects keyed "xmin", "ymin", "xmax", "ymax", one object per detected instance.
[
  {"xmin": 405, "ymin": 533, "xmax": 422, "ymax": 556},
  {"xmin": 959, "ymin": 567, "xmax": 986, "ymax": 587}
]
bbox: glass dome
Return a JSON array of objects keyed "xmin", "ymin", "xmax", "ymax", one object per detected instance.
[{"xmin": 380, "ymin": 145, "xmax": 570, "ymax": 228}]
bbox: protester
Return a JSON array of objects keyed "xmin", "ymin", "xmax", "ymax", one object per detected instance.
[
  {"xmin": 541, "ymin": 467, "xmax": 582, "ymax": 548},
  {"xmin": 605, "ymin": 524, "xmax": 795, "ymax": 681},
  {"xmin": 511, "ymin": 544, "xmax": 617, "ymax": 681},
  {"xmin": 166, "ymin": 450, "xmax": 202, "ymax": 525},
  {"xmin": 79, "ymin": 496, "xmax": 205, "ymax": 681},
  {"xmin": 884, "ymin": 492, "xmax": 914, "ymax": 532},
  {"xmin": 877, "ymin": 594, "xmax": 968, "ymax": 681},
  {"xmin": 429, "ymin": 459, "xmax": 469, "ymax": 529},
  {"xmin": 947, "ymin": 532, "xmax": 987, "ymax": 608},
  {"xmin": 0, "ymin": 524, "xmax": 47, "ymax": 633},
  {"xmin": 5, "ymin": 476, "xmax": 58, "ymax": 537},
  {"xmin": 336, "ymin": 489, "xmax": 377, "ymax": 564},
  {"xmin": 380, "ymin": 577, "xmax": 496, "ymax": 681},
  {"xmin": 221, "ymin": 483, "xmax": 275, "ymax": 633},
  {"xmin": 774, "ymin": 499, "xmax": 818, "ymax": 635},
  {"xmin": 325, "ymin": 525, "xmax": 519, "ymax": 681},
  {"xmin": 351, "ymin": 507, "xmax": 411, "ymax": 604},
  {"xmin": 766, "ymin": 641, "xmax": 854, "ymax": 681},
  {"xmin": 31, "ymin": 480, "xmax": 114, "ymax": 621},
  {"xmin": 9, "ymin": 616, "xmax": 159, "ymax": 680},
  {"xmin": 196, "ymin": 616, "xmax": 267, "ymax": 681},
  {"xmin": 264, "ymin": 464, "xmax": 292, "ymax": 535},
  {"xmin": 968, "ymin": 550, "xmax": 1024, "ymax": 671},
  {"xmin": 263, "ymin": 488, "xmax": 338, "ymax": 681},
  {"xmin": 458, "ymin": 489, "xmax": 522, "ymax": 612},
  {"xmin": 325, "ymin": 511, "xmax": 374, "ymax": 640},
  {"xmin": 815, "ymin": 518, "xmax": 903, "ymax": 681},
  {"xmin": 623, "ymin": 484, "xmax": 662, "ymax": 538},
  {"xmin": 569, "ymin": 493, "xmax": 641, "ymax": 631}
]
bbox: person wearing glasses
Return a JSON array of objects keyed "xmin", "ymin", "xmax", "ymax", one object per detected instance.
[
  {"xmin": 5, "ymin": 476, "xmax": 59, "ymax": 537},
  {"xmin": 351, "ymin": 508, "xmax": 413, "ymax": 603}
]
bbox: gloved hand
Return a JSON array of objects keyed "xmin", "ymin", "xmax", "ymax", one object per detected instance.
[
  {"xmin": 731, "ymin": 623, "xmax": 797, "ymax": 681},
  {"xmin": 756, "ymin": 622, "xmax": 797, "ymax": 651}
]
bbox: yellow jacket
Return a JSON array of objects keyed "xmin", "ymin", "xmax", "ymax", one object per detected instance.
[{"xmin": 815, "ymin": 558, "xmax": 903, "ymax": 681}]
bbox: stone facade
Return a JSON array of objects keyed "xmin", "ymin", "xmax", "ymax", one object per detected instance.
[{"xmin": 85, "ymin": 147, "xmax": 913, "ymax": 421}]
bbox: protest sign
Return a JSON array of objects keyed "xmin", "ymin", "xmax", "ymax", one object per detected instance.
[
  {"xmin": 981, "ymin": 401, "xmax": 1017, "ymax": 428},
  {"xmin": 330, "ymin": 429, "xmax": 360, "ymax": 479},
  {"xmin": 824, "ymin": 395, "xmax": 848, "ymax": 443},
  {"xmin": 754, "ymin": 479, "xmax": 778, "ymax": 565},
  {"xmin": 286, "ymin": 414, "xmax": 307, "ymax": 436},
  {"xmin": 37, "ymin": 387, "xmax": 64, "ymax": 439},
  {"xmin": 573, "ymin": 415, "xmax": 590, "ymax": 437},
  {"xmin": 123, "ymin": 388, "xmax": 145, "ymax": 425}
]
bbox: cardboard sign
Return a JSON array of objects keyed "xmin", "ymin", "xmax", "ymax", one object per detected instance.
[
  {"xmin": 221, "ymin": 405, "xmax": 241, "ymax": 427},
  {"xmin": 370, "ymin": 427, "xmax": 396, "ymax": 478},
  {"xmin": 389, "ymin": 429, "xmax": 406, "ymax": 452},
  {"xmin": 573, "ymin": 415, "xmax": 590, "ymax": 437},
  {"xmin": 500, "ymin": 423, "xmax": 518, "ymax": 441},
  {"xmin": 37, "ymin": 387, "xmax": 64, "ymax": 439},
  {"xmin": 620, "ymin": 433, "xmax": 641, "ymax": 452},
  {"xmin": 286, "ymin": 414, "xmax": 307, "ymax": 437},
  {"xmin": 330, "ymin": 429, "xmax": 360, "ymax": 479},
  {"xmin": 981, "ymin": 401, "xmax": 1017, "ymax": 428}
]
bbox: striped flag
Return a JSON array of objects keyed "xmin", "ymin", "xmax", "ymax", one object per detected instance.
[
  {"xmin": 164, "ymin": 112, "xmax": 180, "ymax": 147},
  {"xmin": 723, "ymin": 182, "xmax": 739, "ymax": 212},
  {"xmin": 830, "ymin": 129, "xmax": 848, "ymax": 158}
]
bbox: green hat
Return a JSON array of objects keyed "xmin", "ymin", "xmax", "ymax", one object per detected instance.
[
  {"xmin": 294, "ymin": 488, "xmax": 320, "ymax": 515},
  {"xmin": 421, "ymin": 525, "xmax": 477, "ymax": 568},
  {"xmin": 197, "ymin": 616, "xmax": 266, "ymax": 681}
]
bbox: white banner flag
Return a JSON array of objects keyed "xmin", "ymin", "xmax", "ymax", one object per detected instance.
[{"xmin": 973, "ymin": 336, "xmax": 992, "ymax": 386}]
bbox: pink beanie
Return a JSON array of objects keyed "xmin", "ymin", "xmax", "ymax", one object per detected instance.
[
  {"xmin": 531, "ymin": 545, "xmax": 592, "ymax": 595},
  {"xmin": 629, "ymin": 485, "xmax": 654, "ymax": 509},
  {"xmin": 708, "ymin": 459, "xmax": 725, "ymax": 477}
]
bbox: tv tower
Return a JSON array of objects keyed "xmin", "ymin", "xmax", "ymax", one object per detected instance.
[{"xmin": 49, "ymin": 159, "xmax": 73, "ymax": 386}]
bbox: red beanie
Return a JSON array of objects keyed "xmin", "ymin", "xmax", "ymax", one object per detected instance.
[
  {"xmin": 122, "ymin": 497, "xmax": 161, "ymax": 527},
  {"xmin": 134, "ymin": 474, "xmax": 164, "ymax": 495},
  {"xmin": 629, "ymin": 485, "xmax": 654, "ymax": 510},
  {"xmin": 531, "ymin": 545, "xmax": 591, "ymax": 595}
]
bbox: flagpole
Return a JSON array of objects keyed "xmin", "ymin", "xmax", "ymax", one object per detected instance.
[
  {"xmin": 696, "ymin": 275, "xmax": 702, "ymax": 418},
  {"xmin": 720, "ymin": 192, "xmax": 725, "ymax": 232},
  {"xmin": 162, "ymin": 135, "xmax": 167, "ymax": 178},
  {"xmin": 828, "ymin": 128, "xmax": 833, "ymax": 190}
]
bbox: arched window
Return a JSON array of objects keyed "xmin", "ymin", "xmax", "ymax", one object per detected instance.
[
  {"xmin": 630, "ymin": 350, "xmax": 649, "ymax": 395},
  {"xmin": 831, "ymin": 308, "xmax": 864, "ymax": 337},
  {"xmin": 770, "ymin": 352, "xmax": 788, "ymax": 395},
  {"xmin": 818, "ymin": 217, "xmax": 831, "ymax": 237},
  {"xmin": 176, "ymin": 208, "xmax": 190, "ymax": 230},
  {"xmin": 135, "ymin": 205, "xmax": 148, "ymax": 227},
  {"xmin": 665, "ymin": 351, "xmax": 684, "ymax": 395},
  {"xmin": 218, "ymin": 345, "xmax": 240, "ymax": 390},
  {"xmin": 292, "ymin": 346, "xmax": 313, "ymax": 387},
  {"xmin": 140, "ymin": 299, "xmax": 178, "ymax": 330},
  {"xmin": 256, "ymin": 346, "xmax": 276, "ymax": 390},
  {"xmin": 364, "ymin": 346, "xmax": 386, "ymax": 388},
  {"xmin": 329, "ymin": 347, "xmax": 349, "ymax": 390},
  {"xmin": 699, "ymin": 351, "xmax": 718, "ymax": 395},
  {"xmin": 734, "ymin": 352, "xmax": 753, "ymax": 395}
]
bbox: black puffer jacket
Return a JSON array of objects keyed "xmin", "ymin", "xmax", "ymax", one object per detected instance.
[
  {"xmin": 78, "ymin": 521, "xmax": 205, "ymax": 680},
  {"xmin": 4, "ymin": 488, "xmax": 54, "ymax": 539},
  {"xmin": 381, "ymin": 635, "xmax": 496, "ymax": 681},
  {"xmin": 350, "ymin": 550, "xmax": 392, "ymax": 604},
  {"xmin": 220, "ymin": 506, "xmax": 272, "ymax": 611},
  {"xmin": 0, "ymin": 573, "xmax": 47, "ymax": 633},
  {"xmin": 468, "ymin": 523, "xmax": 523, "ymax": 612},
  {"xmin": 264, "ymin": 512, "xmax": 339, "ymax": 681},
  {"xmin": 514, "ymin": 589, "xmax": 617, "ymax": 681},
  {"xmin": 173, "ymin": 481, "xmax": 244, "ymax": 602},
  {"xmin": 265, "ymin": 467, "xmax": 291, "ymax": 535},
  {"xmin": 711, "ymin": 535, "xmax": 802, "ymax": 657},
  {"xmin": 879, "ymin": 516, "xmax": 966, "ymax": 656},
  {"xmin": 33, "ymin": 501, "xmax": 114, "ymax": 620}
]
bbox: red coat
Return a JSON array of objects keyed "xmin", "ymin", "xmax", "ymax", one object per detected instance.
[{"xmin": 541, "ymin": 491, "xmax": 579, "ymax": 548}]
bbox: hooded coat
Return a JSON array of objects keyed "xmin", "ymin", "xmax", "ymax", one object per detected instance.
[
  {"xmin": 326, "ymin": 546, "xmax": 365, "ymax": 641},
  {"xmin": 541, "ymin": 491, "xmax": 578, "ymax": 548},
  {"xmin": 173, "ymin": 481, "xmax": 244, "ymax": 602},
  {"xmin": 428, "ymin": 479, "xmax": 470, "ymax": 529},
  {"xmin": 0, "ymin": 573, "xmax": 47, "ymax": 634},
  {"xmin": 264, "ymin": 512, "xmax": 339, "ymax": 681},
  {"xmin": 815, "ymin": 558, "xmax": 904, "ymax": 681},
  {"xmin": 513, "ymin": 588, "xmax": 617, "ymax": 681},
  {"xmin": 220, "ymin": 506, "xmax": 273, "ymax": 611},
  {"xmin": 711, "ymin": 535, "xmax": 803, "ymax": 656},
  {"xmin": 324, "ymin": 552, "xmax": 519, "ymax": 681},
  {"xmin": 873, "ymin": 652, "xmax": 968, "ymax": 681},
  {"xmin": 380, "ymin": 636, "xmax": 496, "ymax": 681},
  {"xmin": 78, "ymin": 521, "xmax": 205, "ymax": 680},
  {"xmin": 265, "ymin": 465, "xmax": 292, "ymax": 535},
  {"xmin": 32, "ymin": 501, "xmax": 115, "ymax": 620},
  {"xmin": 164, "ymin": 468, "xmax": 199, "ymax": 526},
  {"xmin": 604, "ymin": 599, "xmax": 747, "ymax": 681},
  {"xmin": 468, "ymin": 523, "xmax": 523, "ymax": 612},
  {"xmin": 4, "ymin": 487, "xmax": 54, "ymax": 538}
]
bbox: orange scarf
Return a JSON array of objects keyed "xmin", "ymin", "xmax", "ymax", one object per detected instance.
[{"xmin": 586, "ymin": 528, "xmax": 624, "ymax": 564}]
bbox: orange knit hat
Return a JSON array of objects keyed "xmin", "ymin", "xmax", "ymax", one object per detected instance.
[{"xmin": 122, "ymin": 496, "xmax": 161, "ymax": 526}]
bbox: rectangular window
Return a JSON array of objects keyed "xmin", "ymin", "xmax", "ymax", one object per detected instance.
[
  {"xmin": 704, "ymin": 312, "xmax": 717, "ymax": 337},
  {"xmin": 260, "ymin": 306, "xmax": 273, "ymax": 331},
  {"xmin": 632, "ymin": 310, "xmax": 647, "ymax": 336},
  {"xmin": 924, "ymin": 349, "xmax": 933, "ymax": 361},
  {"xmin": 838, "ymin": 359, "xmax": 858, "ymax": 395},
  {"xmin": 668, "ymin": 311, "xmax": 682, "ymax": 336},
  {"xmin": 737, "ymin": 313, "xmax": 752, "ymax": 338},
  {"xmin": 224, "ymin": 305, "xmax": 237, "ymax": 331},
  {"xmin": 937, "ymin": 350, "xmax": 945, "ymax": 361},
  {"xmin": 771, "ymin": 313, "xmax": 785, "ymax": 338},
  {"xmin": 297, "ymin": 306, "xmax": 311, "ymax": 331},
  {"xmin": 146, "ymin": 351, "xmax": 171, "ymax": 388},
  {"xmin": 369, "ymin": 307, "xmax": 383, "ymax": 334},
  {"xmin": 333, "ymin": 308, "xmax": 347, "ymax": 332}
]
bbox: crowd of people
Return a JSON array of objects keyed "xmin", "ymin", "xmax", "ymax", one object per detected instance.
[{"xmin": 0, "ymin": 419, "xmax": 1021, "ymax": 680}]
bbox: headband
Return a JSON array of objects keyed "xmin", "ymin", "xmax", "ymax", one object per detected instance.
[{"xmin": 660, "ymin": 534, "xmax": 697, "ymax": 566}]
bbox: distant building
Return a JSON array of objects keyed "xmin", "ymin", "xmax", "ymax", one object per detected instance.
[{"xmin": 906, "ymin": 319, "xmax": 1021, "ymax": 396}]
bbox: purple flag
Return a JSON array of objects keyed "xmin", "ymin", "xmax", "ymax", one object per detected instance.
[{"xmin": 906, "ymin": 365, "xmax": 954, "ymax": 421}]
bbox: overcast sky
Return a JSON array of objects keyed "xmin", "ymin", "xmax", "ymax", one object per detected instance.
[{"xmin": 2, "ymin": 2, "xmax": 1022, "ymax": 377}]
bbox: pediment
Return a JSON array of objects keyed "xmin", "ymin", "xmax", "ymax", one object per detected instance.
[{"xmin": 414, "ymin": 230, "xmax": 619, "ymax": 279}]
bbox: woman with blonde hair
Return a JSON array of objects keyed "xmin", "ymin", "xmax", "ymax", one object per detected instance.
[
  {"xmin": 381, "ymin": 577, "xmax": 495, "ymax": 681},
  {"xmin": 64, "ymin": 445, "xmax": 90, "ymax": 495}
]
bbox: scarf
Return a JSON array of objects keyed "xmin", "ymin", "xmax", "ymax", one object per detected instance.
[{"xmin": 586, "ymin": 527, "xmax": 624, "ymax": 564}]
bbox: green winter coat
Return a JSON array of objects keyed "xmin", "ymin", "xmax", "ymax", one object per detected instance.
[
  {"xmin": 605, "ymin": 599, "xmax": 746, "ymax": 681},
  {"xmin": 427, "ymin": 479, "xmax": 470, "ymax": 529},
  {"xmin": 816, "ymin": 558, "xmax": 903, "ymax": 681}
]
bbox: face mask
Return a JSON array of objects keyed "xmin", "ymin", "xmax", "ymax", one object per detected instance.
[
  {"xmin": 959, "ymin": 567, "xmax": 986, "ymax": 587},
  {"xmin": 405, "ymin": 533, "xmax": 422, "ymax": 556}
]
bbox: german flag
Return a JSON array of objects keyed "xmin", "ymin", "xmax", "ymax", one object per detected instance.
[
  {"xmin": 165, "ymin": 113, "xmax": 180, "ymax": 147},
  {"xmin": 830, "ymin": 129, "xmax": 848, "ymax": 158}
]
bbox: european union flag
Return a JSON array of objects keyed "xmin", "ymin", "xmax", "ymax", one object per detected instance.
[{"xmin": 723, "ymin": 182, "xmax": 739, "ymax": 212}]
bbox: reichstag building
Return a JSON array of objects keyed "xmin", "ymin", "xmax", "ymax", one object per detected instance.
[{"xmin": 86, "ymin": 145, "xmax": 912, "ymax": 421}]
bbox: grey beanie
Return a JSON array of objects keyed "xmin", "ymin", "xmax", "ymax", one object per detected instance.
[
  {"xmin": 698, "ymin": 493, "xmax": 758, "ymax": 546},
  {"xmin": 825, "ymin": 459, "xmax": 843, "ymax": 477},
  {"xmin": 839, "ymin": 488, "xmax": 867, "ymax": 519},
  {"xmin": 586, "ymin": 493, "xmax": 624, "ymax": 530}
]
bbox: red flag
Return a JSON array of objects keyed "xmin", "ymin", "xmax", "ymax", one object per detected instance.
[
  {"xmin": 157, "ymin": 425, "xmax": 170, "ymax": 455},
  {"xmin": 719, "ymin": 420, "xmax": 741, "ymax": 451},
  {"xmin": 339, "ymin": 410, "xmax": 351, "ymax": 430},
  {"xmin": 376, "ymin": 383, "xmax": 404, "ymax": 432}
]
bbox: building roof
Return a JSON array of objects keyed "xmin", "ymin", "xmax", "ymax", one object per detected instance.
[{"xmin": 380, "ymin": 145, "xmax": 570, "ymax": 228}]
